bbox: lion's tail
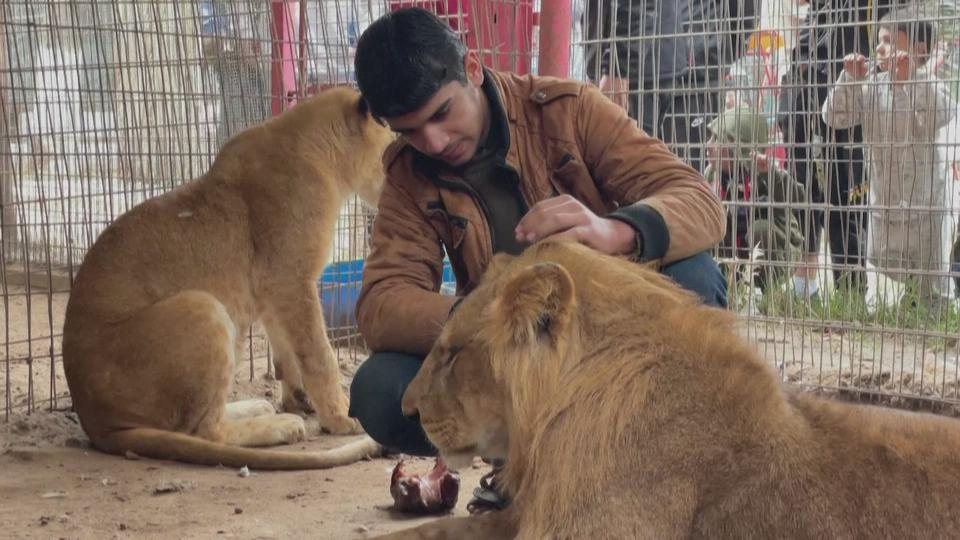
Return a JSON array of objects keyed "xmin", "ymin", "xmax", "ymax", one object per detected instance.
[{"xmin": 102, "ymin": 428, "xmax": 381, "ymax": 470}]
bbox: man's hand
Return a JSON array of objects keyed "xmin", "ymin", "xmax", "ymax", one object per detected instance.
[
  {"xmin": 515, "ymin": 195, "xmax": 637, "ymax": 256},
  {"xmin": 842, "ymin": 53, "xmax": 869, "ymax": 81},
  {"xmin": 598, "ymin": 75, "xmax": 630, "ymax": 111}
]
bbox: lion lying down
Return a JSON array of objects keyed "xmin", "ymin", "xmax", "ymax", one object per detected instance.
[
  {"xmin": 62, "ymin": 87, "xmax": 393, "ymax": 469},
  {"xmin": 380, "ymin": 240, "xmax": 960, "ymax": 539}
]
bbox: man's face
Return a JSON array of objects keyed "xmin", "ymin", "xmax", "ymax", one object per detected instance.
[{"xmin": 383, "ymin": 52, "xmax": 489, "ymax": 167}]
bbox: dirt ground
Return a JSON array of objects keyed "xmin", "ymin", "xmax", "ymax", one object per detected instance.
[
  {"xmin": 3, "ymin": 285, "xmax": 960, "ymax": 539},
  {"xmin": 0, "ymin": 364, "xmax": 490, "ymax": 540},
  {"xmin": 0, "ymin": 411, "xmax": 487, "ymax": 540}
]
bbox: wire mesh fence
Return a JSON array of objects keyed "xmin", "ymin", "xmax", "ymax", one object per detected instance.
[
  {"xmin": 0, "ymin": 0, "xmax": 377, "ymax": 418},
  {"xmin": 575, "ymin": 0, "xmax": 960, "ymax": 412},
  {"xmin": 2, "ymin": 0, "xmax": 960, "ymax": 420}
]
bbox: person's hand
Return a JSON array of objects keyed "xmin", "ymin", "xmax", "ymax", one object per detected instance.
[
  {"xmin": 724, "ymin": 90, "xmax": 738, "ymax": 110},
  {"xmin": 751, "ymin": 151, "xmax": 770, "ymax": 173},
  {"xmin": 842, "ymin": 53, "xmax": 869, "ymax": 80},
  {"xmin": 891, "ymin": 50, "xmax": 914, "ymax": 82},
  {"xmin": 514, "ymin": 195, "xmax": 637, "ymax": 256},
  {"xmin": 598, "ymin": 75, "xmax": 630, "ymax": 111}
]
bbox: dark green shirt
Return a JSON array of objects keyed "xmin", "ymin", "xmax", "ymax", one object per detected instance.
[{"xmin": 456, "ymin": 76, "xmax": 526, "ymax": 255}]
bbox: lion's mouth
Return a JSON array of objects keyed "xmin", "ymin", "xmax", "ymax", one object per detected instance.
[
  {"xmin": 420, "ymin": 420, "xmax": 477, "ymax": 456},
  {"xmin": 441, "ymin": 449, "xmax": 477, "ymax": 471}
]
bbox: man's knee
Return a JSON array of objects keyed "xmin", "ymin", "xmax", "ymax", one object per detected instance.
[
  {"xmin": 660, "ymin": 251, "xmax": 728, "ymax": 308},
  {"xmin": 349, "ymin": 351, "xmax": 436, "ymax": 456}
]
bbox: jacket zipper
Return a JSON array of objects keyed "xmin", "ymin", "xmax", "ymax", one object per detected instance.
[{"xmin": 432, "ymin": 175, "xmax": 497, "ymax": 256}]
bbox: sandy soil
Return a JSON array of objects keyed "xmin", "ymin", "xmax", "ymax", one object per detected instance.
[{"xmin": 0, "ymin": 412, "xmax": 486, "ymax": 540}]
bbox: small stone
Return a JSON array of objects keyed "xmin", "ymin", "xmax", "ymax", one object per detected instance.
[
  {"xmin": 124, "ymin": 450, "xmax": 141, "ymax": 460},
  {"xmin": 38, "ymin": 516, "xmax": 53, "ymax": 526},
  {"xmin": 118, "ymin": 524, "xmax": 127, "ymax": 531},
  {"xmin": 238, "ymin": 466, "xmax": 250, "ymax": 478},
  {"xmin": 153, "ymin": 480, "xmax": 193, "ymax": 495},
  {"xmin": 234, "ymin": 507, "xmax": 243, "ymax": 514},
  {"xmin": 324, "ymin": 477, "xmax": 333, "ymax": 482},
  {"xmin": 40, "ymin": 491, "xmax": 66, "ymax": 499},
  {"xmin": 355, "ymin": 525, "xmax": 369, "ymax": 533},
  {"xmin": 64, "ymin": 437, "xmax": 85, "ymax": 448}
]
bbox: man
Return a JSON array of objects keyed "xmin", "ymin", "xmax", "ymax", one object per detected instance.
[
  {"xmin": 705, "ymin": 107, "xmax": 806, "ymax": 293},
  {"xmin": 582, "ymin": 0, "xmax": 758, "ymax": 173},
  {"xmin": 349, "ymin": 7, "xmax": 727, "ymax": 513}
]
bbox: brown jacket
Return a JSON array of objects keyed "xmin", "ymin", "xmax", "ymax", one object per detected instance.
[{"xmin": 357, "ymin": 69, "xmax": 725, "ymax": 354}]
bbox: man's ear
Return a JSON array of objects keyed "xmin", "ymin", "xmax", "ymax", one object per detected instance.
[
  {"xmin": 464, "ymin": 50, "xmax": 484, "ymax": 87},
  {"xmin": 492, "ymin": 262, "xmax": 576, "ymax": 348}
]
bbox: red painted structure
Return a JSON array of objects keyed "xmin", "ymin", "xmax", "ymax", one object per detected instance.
[{"xmin": 270, "ymin": 0, "xmax": 575, "ymax": 113}]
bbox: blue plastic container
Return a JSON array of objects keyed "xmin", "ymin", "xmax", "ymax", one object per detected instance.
[{"xmin": 317, "ymin": 259, "xmax": 455, "ymax": 330}]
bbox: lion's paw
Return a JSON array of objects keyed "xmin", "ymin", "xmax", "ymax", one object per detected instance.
[
  {"xmin": 271, "ymin": 413, "xmax": 307, "ymax": 444},
  {"xmin": 319, "ymin": 414, "xmax": 363, "ymax": 436},
  {"xmin": 281, "ymin": 386, "xmax": 315, "ymax": 416}
]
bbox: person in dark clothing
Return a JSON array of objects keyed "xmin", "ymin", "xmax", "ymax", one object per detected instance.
[
  {"xmin": 349, "ymin": 7, "xmax": 728, "ymax": 515},
  {"xmin": 582, "ymin": 0, "xmax": 759, "ymax": 173},
  {"xmin": 777, "ymin": 0, "xmax": 908, "ymax": 300}
]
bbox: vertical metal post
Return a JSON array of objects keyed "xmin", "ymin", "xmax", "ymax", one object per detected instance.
[
  {"xmin": 537, "ymin": 0, "xmax": 572, "ymax": 77},
  {"xmin": 271, "ymin": 1, "xmax": 299, "ymax": 115}
]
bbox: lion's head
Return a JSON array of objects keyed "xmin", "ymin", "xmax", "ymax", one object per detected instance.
[
  {"xmin": 290, "ymin": 86, "xmax": 395, "ymax": 207},
  {"xmin": 401, "ymin": 240, "xmax": 698, "ymax": 469}
]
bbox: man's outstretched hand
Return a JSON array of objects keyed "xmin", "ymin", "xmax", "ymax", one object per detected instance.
[{"xmin": 514, "ymin": 195, "xmax": 637, "ymax": 255}]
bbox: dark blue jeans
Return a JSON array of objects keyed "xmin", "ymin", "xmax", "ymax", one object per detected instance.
[{"xmin": 348, "ymin": 250, "xmax": 727, "ymax": 456}]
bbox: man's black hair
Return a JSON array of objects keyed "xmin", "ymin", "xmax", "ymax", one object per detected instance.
[{"xmin": 354, "ymin": 8, "xmax": 469, "ymax": 119}]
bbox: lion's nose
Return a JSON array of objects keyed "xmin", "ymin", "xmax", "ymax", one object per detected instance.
[
  {"xmin": 400, "ymin": 391, "xmax": 420, "ymax": 421},
  {"xmin": 401, "ymin": 402, "xmax": 420, "ymax": 422}
]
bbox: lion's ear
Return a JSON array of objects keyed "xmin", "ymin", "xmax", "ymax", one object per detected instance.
[
  {"xmin": 492, "ymin": 262, "xmax": 575, "ymax": 347},
  {"xmin": 355, "ymin": 94, "xmax": 387, "ymax": 127}
]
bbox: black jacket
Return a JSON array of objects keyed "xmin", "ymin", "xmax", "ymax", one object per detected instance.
[{"xmin": 583, "ymin": 0, "xmax": 758, "ymax": 87}]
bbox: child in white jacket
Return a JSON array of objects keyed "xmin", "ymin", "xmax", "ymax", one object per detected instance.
[{"xmin": 822, "ymin": 8, "xmax": 955, "ymax": 304}]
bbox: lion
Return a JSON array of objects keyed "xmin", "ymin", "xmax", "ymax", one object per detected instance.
[
  {"xmin": 61, "ymin": 87, "xmax": 392, "ymax": 470},
  {"xmin": 378, "ymin": 240, "xmax": 960, "ymax": 538}
]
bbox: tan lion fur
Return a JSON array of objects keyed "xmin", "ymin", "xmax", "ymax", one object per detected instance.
[
  {"xmin": 61, "ymin": 87, "xmax": 392, "ymax": 469},
  {"xmin": 382, "ymin": 240, "xmax": 960, "ymax": 538}
]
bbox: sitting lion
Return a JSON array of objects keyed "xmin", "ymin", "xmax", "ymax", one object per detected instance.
[
  {"xmin": 380, "ymin": 240, "xmax": 960, "ymax": 538},
  {"xmin": 62, "ymin": 87, "xmax": 392, "ymax": 469}
]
